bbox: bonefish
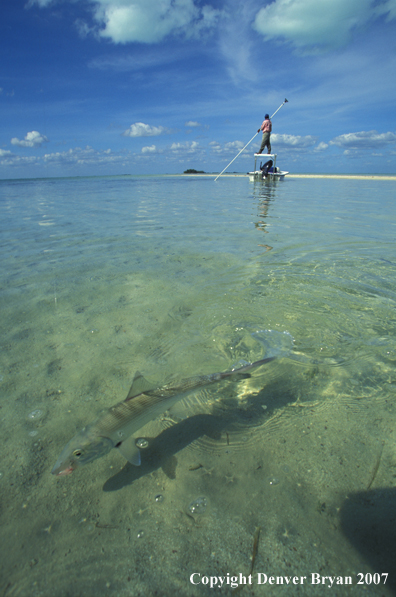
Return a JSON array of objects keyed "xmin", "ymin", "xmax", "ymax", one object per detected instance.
[{"xmin": 52, "ymin": 331, "xmax": 292, "ymax": 476}]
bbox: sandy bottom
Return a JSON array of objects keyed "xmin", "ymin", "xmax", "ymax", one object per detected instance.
[
  {"xmin": 1, "ymin": 281, "xmax": 395, "ymax": 597},
  {"xmin": 1, "ymin": 174, "xmax": 395, "ymax": 596}
]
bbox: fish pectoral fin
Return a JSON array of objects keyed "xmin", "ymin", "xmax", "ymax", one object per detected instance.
[
  {"xmin": 126, "ymin": 371, "xmax": 155, "ymax": 400},
  {"xmin": 117, "ymin": 437, "xmax": 141, "ymax": 466}
]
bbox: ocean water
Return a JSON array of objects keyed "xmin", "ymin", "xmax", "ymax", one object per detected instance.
[{"xmin": 1, "ymin": 174, "xmax": 396, "ymax": 596}]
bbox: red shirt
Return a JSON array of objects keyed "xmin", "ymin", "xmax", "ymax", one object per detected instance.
[{"xmin": 260, "ymin": 119, "xmax": 272, "ymax": 133}]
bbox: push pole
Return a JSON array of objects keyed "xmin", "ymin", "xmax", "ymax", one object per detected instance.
[
  {"xmin": 214, "ymin": 99, "xmax": 288, "ymax": 181},
  {"xmin": 270, "ymin": 98, "xmax": 288, "ymax": 120}
]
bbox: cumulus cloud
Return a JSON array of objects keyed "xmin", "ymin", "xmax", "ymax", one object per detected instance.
[
  {"xmin": 211, "ymin": 135, "xmax": 318, "ymax": 158},
  {"xmin": 43, "ymin": 146, "xmax": 127, "ymax": 166},
  {"xmin": 169, "ymin": 141, "xmax": 200, "ymax": 153},
  {"xmin": 185, "ymin": 120, "xmax": 209, "ymax": 133},
  {"xmin": 330, "ymin": 130, "xmax": 396, "ymax": 149},
  {"xmin": 314, "ymin": 142, "xmax": 329, "ymax": 152},
  {"xmin": 141, "ymin": 145, "xmax": 158, "ymax": 153},
  {"xmin": 271, "ymin": 134, "xmax": 318, "ymax": 148},
  {"xmin": 209, "ymin": 140, "xmax": 250, "ymax": 157},
  {"xmin": 93, "ymin": 0, "xmax": 220, "ymax": 44},
  {"xmin": 11, "ymin": 131, "xmax": 49, "ymax": 148},
  {"xmin": 0, "ymin": 145, "xmax": 135, "ymax": 170},
  {"xmin": 253, "ymin": 0, "xmax": 396, "ymax": 51},
  {"xmin": 0, "ymin": 154, "xmax": 38, "ymax": 167},
  {"xmin": 29, "ymin": 0, "xmax": 221, "ymax": 43},
  {"xmin": 123, "ymin": 122, "xmax": 171, "ymax": 137},
  {"xmin": 139, "ymin": 140, "xmax": 203, "ymax": 159}
]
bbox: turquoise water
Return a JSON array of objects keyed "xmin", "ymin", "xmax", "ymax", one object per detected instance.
[{"xmin": 1, "ymin": 174, "xmax": 396, "ymax": 596}]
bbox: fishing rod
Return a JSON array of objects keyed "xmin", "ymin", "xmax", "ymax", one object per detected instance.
[{"xmin": 214, "ymin": 98, "xmax": 288, "ymax": 182}]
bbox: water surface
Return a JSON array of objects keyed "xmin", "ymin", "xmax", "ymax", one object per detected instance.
[{"xmin": 1, "ymin": 174, "xmax": 396, "ymax": 595}]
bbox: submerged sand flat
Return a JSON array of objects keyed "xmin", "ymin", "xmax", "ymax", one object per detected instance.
[
  {"xmin": 1, "ymin": 174, "xmax": 396, "ymax": 596},
  {"xmin": 289, "ymin": 174, "xmax": 396, "ymax": 180},
  {"xmin": 182, "ymin": 173, "xmax": 396, "ymax": 180}
]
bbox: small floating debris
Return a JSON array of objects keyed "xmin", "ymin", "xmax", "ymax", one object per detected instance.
[
  {"xmin": 188, "ymin": 496, "xmax": 208, "ymax": 516},
  {"xmin": 27, "ymin": 409, "xmax": 44, "ymax": 421},
  {"xmin": 154, "ymin": 494, "xmax": 164, "ymax": 503},
  {"xmin": 367, "ymin": 442, "xmax": 384, "ymax": 490},
  {"xmin": 188, "ymin": 463, "xmax": 203, "ymax": 471},
  {"xmin": 137, "ymin": 530, "xmax": 144, "ymax": 539},
  {"xmin": 249, "ymin": 526, "xmax": 261, "ymax": 575},
  {"xmin": 231, "ymin": 526, "xmax": 261, "ymax": 595},
  {"xmin": 268, "ymin": 476, "xmax": 280, "ymax": 486},
  {"xmin": 28, "ymin": 430, "xmax": 38, "ymax": 437},
  {"xmin": 135, "ymin": 438, "xmax": 149, "ymax": 449}
]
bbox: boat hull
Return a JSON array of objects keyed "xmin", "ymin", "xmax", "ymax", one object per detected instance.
[
  {"xmin": 248, "ymin": 170, "xmax": 288, "ymax": 182},
  {"xmin": 248, "ymin": 153, "xmax": 288, "ymax": 182}
]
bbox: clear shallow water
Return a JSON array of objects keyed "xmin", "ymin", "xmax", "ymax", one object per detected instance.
[{"xmin": 1, "ymin": 174, "xmax": 396, "ymax": 596}]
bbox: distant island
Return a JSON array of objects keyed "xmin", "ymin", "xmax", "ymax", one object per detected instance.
[{"xmin": 183, "ymin": 168, "xmax": 205, "ymax": 174}]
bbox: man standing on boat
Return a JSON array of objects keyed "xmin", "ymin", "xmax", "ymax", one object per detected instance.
[{"xmin": 257, "ymin": 114, "xmax": 272, "ymax": 154}]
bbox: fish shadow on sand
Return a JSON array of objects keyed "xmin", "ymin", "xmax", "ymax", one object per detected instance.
[
  {"xmin": 102, "ymin": 378, "xmax": 296, "ymax": 492},
  {"xmin": 102, "ymin": 413, "xmax": 228, "ymax": 492},
  {"xmin": 340, "ymin": 487, "xmax": 396, "ymax": 595}
]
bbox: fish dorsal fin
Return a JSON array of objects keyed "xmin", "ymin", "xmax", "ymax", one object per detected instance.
[{"xmin": 126, "ymin": 371, "xmax": 154, "ymax": 400}]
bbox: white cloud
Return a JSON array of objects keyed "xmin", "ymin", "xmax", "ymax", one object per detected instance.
[
  {"xmin": 141, "ymin": 145, "xmax": 158, "ymax": 153},
  {"xmin": 209, "ymin": 140, "xmax": 250, "ymax": 157},
  {"xmin": 210, "ymin": 135, "xmax": 318, "ymax": 158},
  {"xmin": 382, "ymin": 0, "xmax": 396, "ymax": 19},
  {"xmin": 0, "ymin": 145, "xmax": 137, "ymax": 170},
  {"xmin": 253, "ymin": 0, "xmax": 396, "ymax": 51},
  {"xmin": 26, "ymin": 0, "xmax": 53, "ymax": 6},
  {"xmin": 138, "ymin": 140, "xmax": 203, "ymax": 160},
  {"xmin": 224, "ymin": 140, "xmax": 244, "ymax": 151},
  {"xmin": 169, "ymin": 141, "xmax": 200, "ymax": 153},
  {"xmin": 89, "ymin": 48, "xmax": 184, "ymax": 71},
  {"xmin": 43, "ymin": 146, "xmax": 126, "ymax": 166},
  {"xmin": 314, "ymin": 142, "xmax": 329, "ymax": 152},
  {"xmin": 184, "ymin": 120, "xmax": 209, "ymax": 132},
  {"xmin": 271, "ymin": 134, "xmax": 318, "ymax": 148},
  {"xmin": 93, "ymin": 0, "xmax": 220, "ymax": 44},
  {"xmin": 330, "ymin": 130, "xmax": 396, "ymax": 149},
  {"xmin": 123, "ymin": 122, "xmax": 171, "ymax": 137},
  {"xmin": 28, "ymin": 0, "xmax": 221, "ymax": 44},
  {"xmin": 0, "ymin": 154, "xmax": 38, "ymax": 167},
  {"xmin": 11, "ymin": 130, "xmax": 49, "ymax": 148},
  {"xmin": 185, "ymin": 121, "xmax": 201, "ymax": 127},
  {"xmin": 218, "ymin": 1, "xmax": 258, "ymax": 82}
]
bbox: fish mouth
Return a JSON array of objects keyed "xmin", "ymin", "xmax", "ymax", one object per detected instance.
[
  {"xmin": 52, "ymin": 465, "xmax": 74, "ymax": 476},
  {"xmin": 57, "ymin": 467, "xmax": 74, "ymax": 476}
]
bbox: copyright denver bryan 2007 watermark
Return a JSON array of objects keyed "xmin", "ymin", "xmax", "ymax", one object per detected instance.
[{"xmin": 190, "ymin": 572, "xmax": 389, "ymax": 590}]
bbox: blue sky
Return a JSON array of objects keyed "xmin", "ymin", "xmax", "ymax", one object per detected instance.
[{"xmin": 1, "ymin": 0, "xmax": 396, "ymax": 177}]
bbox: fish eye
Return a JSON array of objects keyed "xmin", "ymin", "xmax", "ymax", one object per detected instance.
[{"xmin": 73, "ymin": 449, "xmax": 83, "ymax": 458}]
